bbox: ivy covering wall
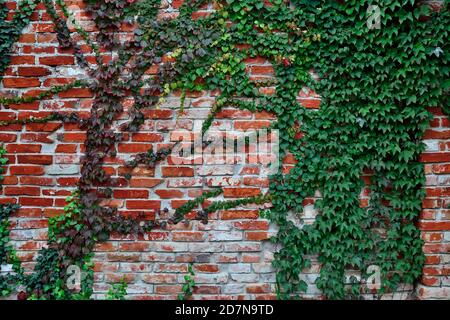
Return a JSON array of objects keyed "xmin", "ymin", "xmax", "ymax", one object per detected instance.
[{"xmin": 0, "ymin": 0, "xmax": 449, "ymax": 300}]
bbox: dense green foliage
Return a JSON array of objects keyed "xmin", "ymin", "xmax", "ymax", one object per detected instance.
[
  {"xmin": 268, "ymin": 0, "xmax": 449, "ymax": 299},
  {"xmin": 0, "ymin": 0, "xmax": 448, "ymax": 300}
]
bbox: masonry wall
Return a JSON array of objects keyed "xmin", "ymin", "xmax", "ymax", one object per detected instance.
[{"xmin": 0, "ymin": 0, "xmax": 448, "ymax": 300}]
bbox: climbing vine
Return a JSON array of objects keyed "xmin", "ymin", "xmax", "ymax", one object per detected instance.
[
  {"xmin": 178, "ymin": 264, "xmax": 196, "ymax": 300},
  {"xmin": 105, "ymin": 278, "xmax": 128, "ymax": 300},
  {"xmin": 0, "ymin": 0, "xmax": 448, "ymax": 300}
]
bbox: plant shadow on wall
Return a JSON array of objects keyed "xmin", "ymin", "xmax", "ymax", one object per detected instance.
[{"xmin": 0, "ymin": 0, "xmax": 449, "ymax": 300}]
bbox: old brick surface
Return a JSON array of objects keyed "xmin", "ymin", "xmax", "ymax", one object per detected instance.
[{"xmin": 0, "ymin": 0, "xmax": 448, "ymax": 300}]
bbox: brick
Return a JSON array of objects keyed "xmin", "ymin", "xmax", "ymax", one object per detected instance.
[
  {"xmin": 6, "ymin": 144, "xmax": 42, "ymax": 153},
  {"xmin": 39, "ymin": 56, "xmax": 74, "ymax": 66},
  {"xmin": 194, "ymin": 286, "xmax": 221, "ymax": 294},
  {"xmin": 126, "ymin": 200, "xmax": 161, "ymax": 210},
  {"xmin": 113, "ymin": 189, "xmax": 149, "ymax": 199},
  {"xmin": 58, "ymin": 88, "xmax": 93, "ymax": 98},
  {"xmin": 424, "ymin": 129, "xmax": 450, "ymax": 139},
  {"xmin": 155, "ymin": 189, "xmax": 184, "ymax": 198},
  {"xmin": 417, "ymin": 285, "xmax": 450, "ymax": 300},
  {"xmin": 172, "ymin": 0, "xmax": 184, "ymax": 9},
  {"xmin": 132, "ymin": 133, "xmax": 164, "ymax": 142},
  {"xmin": 118, "ymin": 143, "xmax": 152, "ymax": 153},
  {"xmin": 17, "ymin": 155, "xmax": 53, "ymax": 165},
  {"xmin": 225, "ymin": 243, "xmax": 261, "ymax": 252},
  {"xmin": 234, "ymin": 121, "xmax": 271, "ymax": 130},
  {"xmin": 194, "ymin": 264, "xmax": 219, "ymax": 273},
  {"xmin": 10, "ymin": 166, "xmax": 45, "ymax": 175},
  {"xmin": 0, "ymin": 134, "xmax": 17, "ymax": 142},
  {"xmin": 106, "ymin": 253, "xmax": 141, "ymax": 262},
  {"xmin": 19, "ymin": 197, "xmax": 53, "ymax": 207},
  {"xmin": 57, "ymin": 177, "xmax": 79, "ymax": 186},
  {"xmin": 129, "ymin": 178, "xmax": 164, "ymax": 188},
  {"xmin": 154, "ymin": 263, "xmax": 188, "ymax": 273},
  {"xmin": 245, "ymin": 232, "xmax": 269, "ymax": 240},
  {"xmin": 143, "ymin": 109, "xmax": 173, "ymax": 119},
  {"xmin": 172, "ymin": 232, "xmax": 204, "ymax": 242},
  {"xmin": 2, "ymin": 176, "xmax": 18, "ymax": 185},
  {"xmin": 17, "ymin": 67, "xmax": 50, "ymax": 77},
  {"xmin": 21, "ymin": 133, "xmax": 54, "ymax": 143},
  {"xmin": 4, "ymin": 187, "xmax": 40, "ymax": 196},
  {"xmin": 155, "ymin": 285, "xmax": 182, "ymax": 294},
  {"xmin": 425, "ymin": 255, "xmax": 440, "ymax": 265},
  {"xmin": 18, "ymin": 34, "xmax": 34, "ymax": 43},
  {"xmin": 250, "ymin": 65, "xmax": 275, "ymax": 75},
  {"xmin": 119, "ymin": 242, "xmax": 150, "ymax": 252},
  {"xmin": 9, "ymin": 55, "xmax": 35, "ymax": 64},
  {"xmin": 0, "ymin": 111, "xmax": 16, "ymax": 121},
  {"xmin": 420, "ymin": 153, "xmax": 450, "ymax": 163},
  {"xmin": 220, "ymin": 210, "xmax": 260, "ymax": 220},
  {"xmin": 246, "ymin": 284, "xmax": 271, "ymax": 294},
  {"xmin": 419, "ymin": 221, "xmax": 450, "ymax": 231},
  {"xmin": 299, "ymin": 99, "xmax": 321, "ymax": 109},
  {"xmin": 105, "ymin": 273, "xmax": 135, "ymax": 283},
  {"xmin": 255, "ymin": 111, "xmax": 276, "ymax": 119},
  {"xmin": 234, "ymin": 221, "xmax": 269, "ymax": 230},
  {"xmin": 55, "ymin": 144, "xmax": 77, "ymax": 153},
  {"xmin": 2, "ymin": 78, "xmax": 40, "ymax": 88},
  {"xmin": 433, "ymin": 164, "xmax": 450, "ymax": 174},
  {"xmin": 142, "ymin": 274, "xmax": 177, "ymax": 284},
  {"xmin": 223, "ymin": 188, "xmax": 261, "ymax": 198},
  {"xmin": 216, "ymin": 109, "xmax": 253, "ymax": 119},
  {"xmin": 209, "ymin": 231, "xmax": 242, "ymax": 241},
  {"xmin": 242, "ymin": 254, "xmax": 260, "ymax": 263},
  {"xmin": 19, "ymin": 177, "xmax": 54, "ymax": 186}
]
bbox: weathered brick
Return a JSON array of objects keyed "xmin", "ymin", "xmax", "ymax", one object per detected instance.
[
  {"xmin": 39, "ymin": 56, "xmax": 74, "ymax": 66},
  {"xmin": 161, "ymin": 166, "xmax": 194, "ymax": 177},
  {"xmin": 10, "ymin": 166, "xmax": 45, "ymax": 175},
  {"xmin": 3, "ymin": 77, "xmax": 40, "ymax": 88},
  {"xmin": 4, "ymin": 186, "xmax": 40, "ymax": 196},
  {"xmin": 17, "ymin": 155, "xmax": 53, "ymax": 165},
  {"xmin": 0, "ymin": 4, "xmax": 446, "ymax": 301},
  {"xmin": 113, "ymin": 189, "xmax": 149, "ymax": 199}
]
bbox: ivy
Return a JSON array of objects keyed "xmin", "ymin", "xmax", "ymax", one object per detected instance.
[
  {"xmin": 267, "ymin": 0, "xmax": 449, "ymax": 299},
  {"xmin": 0, "ymin": 0, "xmax": 448, "ymax": 300},
  {"xmin": 178, "ymin": 264, "xmax": 196, "ymax": 300},
  {"xmin": 0, "ymin": 146, "xmax": 23, "ymax": 297},
  {"xmin": 0, "ymin": 0, "xmax": 37, "ymax": 80}
]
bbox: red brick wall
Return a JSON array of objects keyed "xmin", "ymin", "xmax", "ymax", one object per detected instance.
[
  {"xmin": 0, "ymin": 0, "xmax": 448, "ymax": 300},
  {"xmin": 418, "ymin": 106, "xmax": 450, "ymax": 299}
]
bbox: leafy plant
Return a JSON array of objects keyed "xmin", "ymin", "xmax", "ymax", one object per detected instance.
[
  {"xmin": 0, "ymin": 0, "xmax": 448, "ymax": 300},
  {"xmin": 0, "ymin": 0, "xmax": 37, "ymax": 80},
  {"xmin": 106, "ymin": 278, "xmax": 128, "ymax": 300},
  {"xmin": 178, "ymin": 264, "xmax": 196, "ymax": 300}
]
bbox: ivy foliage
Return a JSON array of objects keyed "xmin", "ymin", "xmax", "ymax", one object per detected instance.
[
  {"xmin": 0, "ymin": 0, "xmax": 448, "ymax": 300},
  {"xmin": 268, "ymin": 0, "xmax": 449, "ymax": 299},
  {"xmin": 178, "ymin": 264, "xmax": 196, "ymax": 300},
  {"xmin": 106, "ymin": 277, "xmax": 128, "ymax": 300},
  {"xmin": 0, "ymin": 0, "xmax": 37, "ymax": 80},
  {"xmin": 0, "ymin": 146, "xmax": 22, "ymax": 296}
]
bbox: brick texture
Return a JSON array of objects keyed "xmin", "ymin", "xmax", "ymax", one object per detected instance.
[{"xmin": 0, "ymin": 0, "xmax": 448, "ymax": 300}]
